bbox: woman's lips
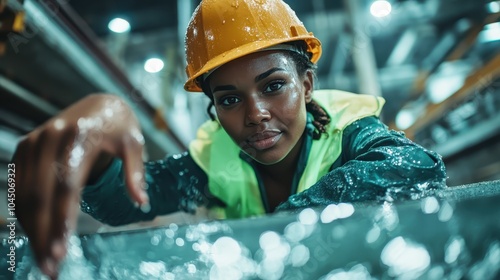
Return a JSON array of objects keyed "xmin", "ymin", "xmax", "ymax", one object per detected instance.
[{"xmin": 247, "ymin": 131, "xmax": 282, "ymax": 150}]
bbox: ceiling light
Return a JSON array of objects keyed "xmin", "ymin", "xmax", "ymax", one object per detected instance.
[
  {"xmin": 370, "ymin": 0, "xmax": 392, "ymax": 18},
  {"xmin": 487, "ymin": 1, "xmax": 500, "ymax": 13},
  {"xmin": 108, "ymin": 18, "xmax": 130, "ymax": 33},
  {"xmin": 479, "ymin": 22, "xmax": 500, "ymax": 43},
  {"xmin": 144, "ymin": 58, "xmax": 164, "ymax": 73}
]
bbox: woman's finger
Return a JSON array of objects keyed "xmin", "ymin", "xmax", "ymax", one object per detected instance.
[
  {"xmin": 19, "ymin": 139, "xmax": 55, "ymax": 275},
  {"xmin": 120, "ymin": 128, "xmax": 149, "ymax": 209},
  {"xmin": 47, "ymin": 127, "xmax": 89, "ymax": 268}
]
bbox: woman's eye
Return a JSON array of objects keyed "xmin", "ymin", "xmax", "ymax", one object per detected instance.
[
  {"xmin": 264, "ymin": 81, "xmax": 284, "ymax": 93},
  {"xmin": 219, "ymin": 96, "xmax": 240, "ymax": 106}
]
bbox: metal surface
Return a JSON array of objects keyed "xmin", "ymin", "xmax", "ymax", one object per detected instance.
[
  {"xmin": 0, "ymin": 74, "xmax": 59, "ymax": 117},
  {"xmin": 1, "ymin": 180, "xmax": 500, "ymax": 279}
]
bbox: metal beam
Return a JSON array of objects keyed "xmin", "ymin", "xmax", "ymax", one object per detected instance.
[
  {"xmin": 405, "ymin": 52, "xmax": 500, "ymax": 138},
  {"xmin": 415, "ymin": 13, "xmax": 500, "ymax": 97},
  {"xmin": 386, "ymin": 29, "xmax": 418, "ymax": 67},
  {"xmin": 0, "ymin": 74, "xmax": 59, "ymax": 116},
  {"xmin": 388, "ymin": 13, "xmax": 500, "ymax": 130},
  {"xmin": 342, "ymin": 0, "xmax": 382, "ymax": 97}
]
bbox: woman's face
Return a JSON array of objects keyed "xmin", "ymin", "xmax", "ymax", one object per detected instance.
[{"xmin": 209, "ymin": 51, "xmax": 313, "ymax": 165}]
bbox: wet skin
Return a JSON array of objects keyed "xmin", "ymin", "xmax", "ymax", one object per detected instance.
[
  {"xmin": 12, "ymin": 95, "xmax": 149, "ymax": 279},
  {"xmin": 209, "ymin": 51, "xmax": 314, "ymax": 209}
]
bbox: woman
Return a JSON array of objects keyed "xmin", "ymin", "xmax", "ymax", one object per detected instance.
[{"xmin": 13, "ymin": 0, "xmax": 446, "ymax": 277}]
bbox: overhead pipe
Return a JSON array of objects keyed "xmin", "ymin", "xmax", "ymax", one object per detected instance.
[{"xmin": 342, "ymin": 0, "xmax": 382, "ymax": 97}]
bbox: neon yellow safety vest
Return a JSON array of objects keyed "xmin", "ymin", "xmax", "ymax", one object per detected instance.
[{"xmin": 189, "ymin": 90, "xmax": 385, "ymax": 219}]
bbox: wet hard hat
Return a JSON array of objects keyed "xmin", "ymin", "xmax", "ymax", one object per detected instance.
[{"xmin": 184, "ymin": 0, "xmax": 322, "ymax": 92}]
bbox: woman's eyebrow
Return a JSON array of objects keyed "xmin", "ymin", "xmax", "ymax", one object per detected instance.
[
  {"xmin": 213, "ymin": 67, "xmax": 286, "ymax": 93},
  {"xmin": 255, "ymin": 67, "xmax": 286, "ymax": 83},
  {"xmin": 213, "ymin": 85, "xmax": 237, "ymax": 93}
]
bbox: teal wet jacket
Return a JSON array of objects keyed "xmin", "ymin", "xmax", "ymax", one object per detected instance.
[{"xmin": 81, "ymin": 93, "xmax": 447, "ymax": 226}]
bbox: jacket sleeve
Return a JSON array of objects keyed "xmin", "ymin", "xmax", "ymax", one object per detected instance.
[
  {"xmin": 80, "ymin": 152, "xmax": 217, "ymax": 226},
  {"xmin": 277, "ymin": 116, "xmax": 447, "ymax": 210}
]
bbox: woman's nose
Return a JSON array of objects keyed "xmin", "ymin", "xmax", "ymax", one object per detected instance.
[{"xmin": 245, "ymin": 98, "xmax": 271, "ymax": 126}]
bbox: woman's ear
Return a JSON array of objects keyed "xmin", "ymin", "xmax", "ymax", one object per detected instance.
[{"xmin": 303, "ymin": 70, "xmax": 314, "ymax": 103}]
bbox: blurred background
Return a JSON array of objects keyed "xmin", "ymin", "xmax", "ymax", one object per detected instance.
[{"xmin": 0, "ymin": 0, "xmax": 499, "ymax": 232}]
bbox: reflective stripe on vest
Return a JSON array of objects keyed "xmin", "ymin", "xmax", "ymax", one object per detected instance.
[{"xmin": 189, "ymin": 90, "xmax": 385, "ymax": 219}]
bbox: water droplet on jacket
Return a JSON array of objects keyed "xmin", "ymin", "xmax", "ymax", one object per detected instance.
[
  {"xmin": 190, "ymin": 176, "xmax": 199, "ymax": 184},
  {"xmin": 172, "ymin": 153, "xmax": 182, "ymax": 160}
]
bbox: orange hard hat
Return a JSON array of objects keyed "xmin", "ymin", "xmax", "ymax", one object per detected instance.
[{"xmin": 184, "ymin": 0, "xmax": 322, "ymax": 92}]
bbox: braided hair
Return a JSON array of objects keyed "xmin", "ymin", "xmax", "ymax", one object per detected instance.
[{"xmin": 198, "ymin": 41, "xmax": 331, "ymax": 140}]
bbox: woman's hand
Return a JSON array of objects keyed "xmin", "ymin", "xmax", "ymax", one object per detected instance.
[{"xmin": 12, "ymin": 94, "xmax": 149, "ymax": 278}]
